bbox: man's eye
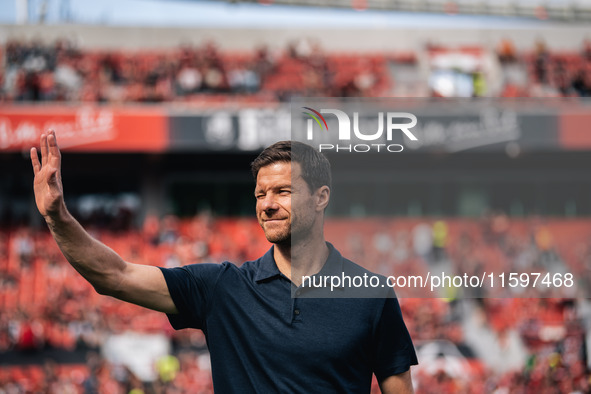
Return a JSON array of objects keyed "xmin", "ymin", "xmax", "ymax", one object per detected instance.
[
  {"xmin": 255, "ymin": 194, "xmax": 265, "ymax": 199},
  {"xmin": 279, "ymin": 190, "xmax": 291, "ymax": 195}
]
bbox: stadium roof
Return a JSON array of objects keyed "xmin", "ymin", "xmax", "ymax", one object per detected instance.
[{"xmin": 1, "ymin": 0, "xmax": 571, "ymax": 27}]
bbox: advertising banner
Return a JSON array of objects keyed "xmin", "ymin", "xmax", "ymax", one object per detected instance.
[{"xmin": 0, "ymin": 105, "xmax": 168, "ymax": 152}]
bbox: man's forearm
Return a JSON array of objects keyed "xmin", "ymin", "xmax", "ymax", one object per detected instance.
[{"xmin": 45, "ymin": 206, "xmax": 127, "ymax": 296}]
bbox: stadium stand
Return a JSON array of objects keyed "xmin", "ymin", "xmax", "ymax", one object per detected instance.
[{"xmin": 2, "ymin": 37, "xmax": 590, "ymax": 103}]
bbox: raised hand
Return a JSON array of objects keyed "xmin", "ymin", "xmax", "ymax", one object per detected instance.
[{"xmin": 30, "ymin": 130, "xmax": 65, "ymax": 219}]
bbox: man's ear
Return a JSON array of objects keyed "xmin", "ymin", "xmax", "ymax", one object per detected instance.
[{"xmin": 315, "ymin": 186, "xmax": 330, "ymax": 212}]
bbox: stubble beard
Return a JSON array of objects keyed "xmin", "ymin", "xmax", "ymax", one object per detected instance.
[
  {"xmin": 260, "ymin": 216, "xmax": 291, "ymax": 245},
  {"xmin": 288, "ymin": 211, "xmax": 316, "ymax": 246},
  {"xmin": 264, "ymin": 224, "xmax": 291, "ymax": 245},
  {"xmin": 260, "ymin": 210, "xmax": 315, "ymax": 246}
]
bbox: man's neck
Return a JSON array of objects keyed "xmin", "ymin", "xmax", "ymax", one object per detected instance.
[{"xmin": 274, "ymin": 236, "xmax": 329, "ymax": 286}]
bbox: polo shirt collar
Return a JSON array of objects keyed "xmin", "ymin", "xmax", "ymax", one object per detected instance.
[
  {"xmin": 313, "ymin": 242, "xmax": 344, "ymax": 280},
  {"xmin": 254, "ymin": 242, "xmax": 344, "ymax": 285},
  {"xmin": 254, "ymin": 246, "xmax": 282, "ymax": 282}
]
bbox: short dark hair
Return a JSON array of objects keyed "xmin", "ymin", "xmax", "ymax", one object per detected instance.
[{"xmin": 251, "ymin": 140, "xmax": 332, "ymax": 192}]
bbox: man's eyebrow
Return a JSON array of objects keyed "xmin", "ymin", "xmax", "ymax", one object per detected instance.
[
  {"xmin": 254, "ymin": 184, "xmax": 292, "ymax": 194},
  {"xmin": 273, "ymin": 184, "xmax": 292, "ymax": 190}
]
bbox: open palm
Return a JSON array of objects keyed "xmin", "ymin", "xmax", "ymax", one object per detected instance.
[{"xmin": 30, "ymin": 130, "xmax": 64, "ymax": 218}]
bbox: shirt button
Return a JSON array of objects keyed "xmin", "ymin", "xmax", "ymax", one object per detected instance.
[
  {"xmin": 295, "ymin": 290, "xmax": 301, "ymax": 296},
  {"xmin": 294, "ymin": 309, "xmax": 300, "ymax": 315}
]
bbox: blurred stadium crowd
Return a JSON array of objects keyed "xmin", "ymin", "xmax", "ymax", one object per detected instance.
[
  {"xmin": 1, "ymin": 212, "xmax": 590, "ymax": 393},
  {"xmin": 1, "ymin": 36, "xmax": 591, "ymax": 103}
]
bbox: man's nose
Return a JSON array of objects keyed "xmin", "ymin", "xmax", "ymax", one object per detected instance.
[{"xmin": 261, "ymin": 194, "xmax": 278, "ymax": 211}]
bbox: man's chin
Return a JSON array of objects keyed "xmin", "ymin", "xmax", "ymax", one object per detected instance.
[{"xmin": 265, "ymin": 232, "xmax": 291, "ymax": 245}]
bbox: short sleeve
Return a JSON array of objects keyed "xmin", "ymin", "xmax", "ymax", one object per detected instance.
[
  {"xmin": 159, "ymin": 263, "xmax": 226, "ymax": 330},
  {"xmin": 372, "ymin": 297, "xmax": 418, "ymax": 382}
]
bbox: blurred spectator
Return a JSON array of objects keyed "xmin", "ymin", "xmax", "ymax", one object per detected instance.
[
  {"xmin": 413, "ymin": 222, "xmax": 433, "ymax": 259},
  {"xmin": 11, "ymin": 229, "xmax": 35, "ymax": 267},
  {"xmin": 175, "ymin": 59, "xmax": 202, "ymax": 96},
  {"xmin": 228, "ymin": 62, "xmax": 260, "ymax": 94},
  {"xmin": 53, "ymin": 55, "xmax": 82, "ymax": 101},
  {"xmin": 353, "ymin": 60, "xmax": 377, "ymax": 97},
  {"xmin": 432, "ymin": 220, "xmax": 448, "ymax": 263},
  {"xmin": 572, "ymin": 70, "xmax": 591, "ymax": 97},
  {"xmin": 533, "ymin": 39, "xmax": 550, "ymax": 84},
  {"xmin": 497, "ymin": 38, "xmax": 517, "ymax": 63},
  {"xmin": 582, "ymin": 38, "xmax": 591, "ymax": 61},
  {"xmin": 156, "ymin": 354, "xmax": 180, "ymax": 385},
  {"xmin": 202, "ymin": 65, "xmax": 226, "ymax": 92},
  {"xmin": 253, "ymin": 45, "xmax": 276, "ymax": 81}
]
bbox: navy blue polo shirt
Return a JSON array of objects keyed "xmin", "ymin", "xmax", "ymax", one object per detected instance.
[{"xmin": 159, "ymin": 243, "xmax": 417, "ymax": 393}]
